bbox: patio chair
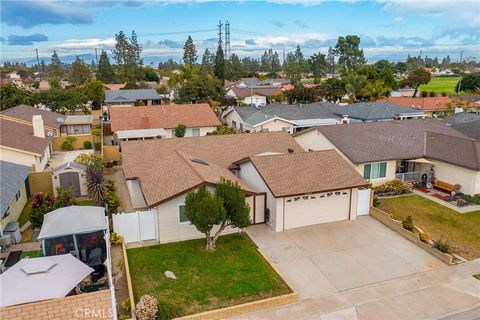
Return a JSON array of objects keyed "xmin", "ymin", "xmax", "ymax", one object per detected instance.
[{"xmin": 55, "ymin": 243, "xmax": 64, "ymax": 255}]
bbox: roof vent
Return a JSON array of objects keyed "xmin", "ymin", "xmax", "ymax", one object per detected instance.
[
  {"xmin": 288, "ymin": 148, "xmax": 294, "ymax": 153},
  {"xmin": 191, "ymin": 158, "xmax": 209, "ymax": 165}
]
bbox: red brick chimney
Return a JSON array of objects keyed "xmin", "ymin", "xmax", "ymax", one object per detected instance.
[{"xmin": 141, "ymin": 115, "xmax": 150, "ymax": 129}]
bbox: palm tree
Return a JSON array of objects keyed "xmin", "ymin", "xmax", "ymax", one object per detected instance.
[
  {"xmin": 344, "ymin": 74, "xmax": 368, "ymax": 102},
  {"xmin": 366, "ymin": 79, "xmax": 391, "ymax": 101},
  {"xmin": 86, "ymin": 166, "xmax": 107, "ymax": 205}
]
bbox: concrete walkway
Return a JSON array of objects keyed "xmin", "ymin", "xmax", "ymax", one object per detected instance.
[{"xmin": 233, "ymin": 217, "xmax": 480, "ymax": 319}]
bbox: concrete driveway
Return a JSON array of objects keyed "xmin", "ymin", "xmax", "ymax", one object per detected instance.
[{"xmin": 236, "ymin": 216, "xmax": 480, "ymax": 319}]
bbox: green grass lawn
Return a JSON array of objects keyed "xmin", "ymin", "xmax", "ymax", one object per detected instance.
[
  {"xmin": 378, "ymin": 195, "xmax": 480, "ymax": 260},
  {"xmin": 18, "ymin": 197, "xmax": 33, "ymax": 227},
  {"xmin": 76, "ymin": 199, "xmax": 96, "ymax": 206},
  {"xmin": 419, "ymin": 76, "xmax": 461, "ymax": 94},
  {"xmin": 127, "ymin": 233, "xmax": 291, "ymax": 317},
  {"xmin": 20, "ymin": 250, "xmax": 43, "ymax": 259}
]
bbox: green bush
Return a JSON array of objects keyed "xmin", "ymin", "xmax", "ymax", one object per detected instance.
[
  {"xmin": 156, "ymin": 301, "xmax": 181, "ymax": 320},
  {"xmin": 373, "ymin": 179, "xmax": 412, "ymax": 196},
  {"xmin": 94, "ymin": 142, "xmax": 101, "ymax": 151},
  {"xmin": 433, "ymin": 238, "xmax": 453, "ymax": 254},
  {"xmin": 441, "ymin": 91, "xmax": 447, "ymax": 97},
  {"xmin": 373, "ymin": 196, "xmax": 380, "ymax": 208},
  {"xmin": 402, "ymin": 215, "xmax": 414, "ymax": 232},
  {"xmin": 421, "ymin": 91, "xmax": 428, "ymax": 97},
  {"xmin": 61, "ymin": 140, "xmax": 74, "ymax": 151},
  {"xmin": 83, "ymin": 140, "xmax": 92, "ymax": 149},
  {"xmin": 429, "ymin": 91, "xmax": 436, "ymax": 97},
  {"xmin": 462, "ymin": 194, "xmax": 480, "ymax": 205}
]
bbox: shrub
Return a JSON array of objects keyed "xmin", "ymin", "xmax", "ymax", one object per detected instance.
[
  {"xmin": 441, "ymin": 91, "xmax": 447, "ymax": 97},
  {"xmin": 29, "ymin": 192, "xmax": 53, "ymax": 228},
  {"xmin": 136, "ymin": 295, "xmax": 158, "ymax": 320},
  {"xmin": 373, "ymin": 179, "xmax": 412, "ymax": 196},
  {"xmin": 156, "ymin": 301, "xmax": 181, "ymax": 320},
  {"xmin": 174, "ymin": 124, "xmax": 186, "ymax": 138},
  {"xmin": 107, "ymin": 190, "xmax": 120, "ymax": 213},
  {"xmin": 433, "ymin": 238, "xmax": 453, "ymax": 254},
  {"xmin": 83, "ymin": 140, "xmax": 92, "ymax": 149},
  {"xmin": 94, "ymin": 142, "xmax": 101, "ymax": 151},
  {"xmin": 110, "ymin": 232, "xmax": 123, "ymax": 245},
  {"xmin": 373, "ymin": 196, "xmax": 380, "ymax": 208},
  {"xmin": 419, "ymin": 232, "xmax": 430, "ymax": 243},
  {"xmin": 402, "ymin": 215, "xmax": 414, "ymax": 232},
  {"xmin": 462, "ymin": 194, "xmax": 480, "ymax": 205},
  {"xmin": 421, "ymin": 91, "xmax": 428, "ymax": 97},
  {"xmin": 429, "ymin": 91, "xmax": 436, "ymax": 97},
  {"xmin": 75, "ymin": 153, "xmax": 106, "ymax": 168},
  {"xmin": 121, "ymin": 298, "xmax": 131, "ymax": 313},
  {"xmin": 61, "ymin": 136, "xmax": 77, "ymax": 151}
]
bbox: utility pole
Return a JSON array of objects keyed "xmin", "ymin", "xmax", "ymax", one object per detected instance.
[
  {"xmin": 282, "ymin": 48, "xmax": 285, "ymax": 75},
  {"xmin": 35, "ymin": 48, "xmax": 41, "ymax": 80},
  {"xmin": 95, "ymin": 48, "xmax": 99, "ymax": 71},
  {"xmin": 225, "ymin": 21, "xmax": 231, "ymax": 60}
]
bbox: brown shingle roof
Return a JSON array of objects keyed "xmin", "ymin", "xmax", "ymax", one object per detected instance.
[
  {"xmin": 109, "ymin": 104, "xmax": 220, "ymax": 132},
  {"xmin": 249, "ymin": 150, "xmax": 368, "ymax": 197},
  {"xmin": 1, "ymin": 105, "xmax": 65, "ymax": 129},
  {"xmin": 0, "ymin": 118, "xmax": 50, "ymax": 155},
  {"xmin": 310, "ymin": 119, "xmax": 466, "ymax": 164},
  {"xmin": 122, "ymin": 132, "xmax": 304, "ymax": 206}
]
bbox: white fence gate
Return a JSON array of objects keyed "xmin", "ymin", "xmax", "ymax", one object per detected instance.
[
  {"xmin": 112, "ymin": 210, "xmax": 157, "ymax": 244},
  {"xmin": 357, "ymin": 188, "xmax": 371, "ymax": 216}
]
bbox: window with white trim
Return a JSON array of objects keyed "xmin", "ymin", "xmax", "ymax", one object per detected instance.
[
  {"xmin": 3, "ymin": 206, "xmax": 11, "ymax": 218},
  {"xmin": 179, "ymin": 204, "xmax": 189, "ymax": 223},
  {"xmin": 363, "ymin": 162, "xmax": 387, "ymax": 180},
  {"xmin": 232, "ymin": 120, "xmax": 237, "ymax": 128}
]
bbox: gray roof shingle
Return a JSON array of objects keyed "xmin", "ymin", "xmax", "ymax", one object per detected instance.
[
  {"xmin": 105, "ymin": 89, "xmax": 163, "ymax": 104},
  {"xmin": 451, "ymin": 120, "xmax": 480, "ymax": 139},
  {"xmin": 443, "ymin": 113, "xmax": 480, "ymax": 125},
  {"xmin": 326, "ymin": 102, "xmax": 425, "ymax": 121},
  {"xmin": 0, "ymin": 161, "xmax": 31, "ymax": 215}
]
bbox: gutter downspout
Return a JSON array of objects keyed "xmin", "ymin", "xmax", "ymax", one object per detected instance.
[{"xmin": 348, "ymin": 188, "xmax": 353, "ymax": 220}]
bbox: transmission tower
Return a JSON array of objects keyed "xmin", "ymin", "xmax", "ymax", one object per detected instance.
[
  {"xmin": 225, "ymin": 21, "xmax": 231, "ymax": 60},
  {"xmin": 217, "ymin": 21, "xmax": 223, "ymax": 47}
]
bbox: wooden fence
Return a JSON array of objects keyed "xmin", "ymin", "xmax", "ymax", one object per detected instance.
[
  {"xmin": 103, "ymin": 146, "xmax": 121, "ymax": 163},
  {"xmin": 28, "ymin": 172, "xmax": 53, "ymax": 195},
  {"xmin": 52, "ymin": 135, "xmax": 94, "ymax": 151}
]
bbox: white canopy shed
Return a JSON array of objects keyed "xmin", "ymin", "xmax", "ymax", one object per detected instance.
[{"xmin": 0, "ymin": 254, "xmax": 93, "ymax": 307}]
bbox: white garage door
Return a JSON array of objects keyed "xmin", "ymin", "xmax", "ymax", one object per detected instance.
[{"xmin": 283, "ymin": 190, "xmax": 351, "ymax": 229}]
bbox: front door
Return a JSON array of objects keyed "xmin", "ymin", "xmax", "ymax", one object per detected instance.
[{"xmin": 59, "ymin": 172, "xmax": 81, "ymax": 196}]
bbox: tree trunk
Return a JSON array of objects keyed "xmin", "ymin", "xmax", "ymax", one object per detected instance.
[{"xmin": 205, "ymin": 221, "xmax": 229, "ymax": 251}]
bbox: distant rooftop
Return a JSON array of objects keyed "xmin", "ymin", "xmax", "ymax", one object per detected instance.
[{"xmin": 105, "ymin": 89, "xmax": 163, "ymax": 104}]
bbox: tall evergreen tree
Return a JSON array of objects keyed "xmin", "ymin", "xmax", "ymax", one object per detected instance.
[
  {"xmin": 200, "ymin": 49, "xmax": 213, "ymax": 75},
  {"xmin": 183, "ymin": 35, "xmax": 198, "ymax": 68},
  {"xmin": 271, "ymin": 51, "xmax": 281, "ymax": 72},
  {"xmin": 229, "ymin": 54, "xmax": 244, "ymax": 81},
  {"xmin": 333, "ymin": 35, "xmax": 366, "ymax": 72},
  {"xmin": 214, "ymin": 43, "xmax": 225, "ymax": 81},
  {"xmin": 70, "ymin": 56, "xmax": 92, "ymax": 87},
  {"xmin": 97, "ymin": 50, "xmax": 115, "ymax": 83},
  {"xmin": 50, "ymin": 51, "xmax": 62, "ymax": 78},
  {"xmin": 309, "ymin": 52, "xmax": 328, "ymax": 84},
  {"xmin": 128, "ymin": 30, "xmax": 143, "ymax": 81},
  {"xmin": 112, "ymin": 31, "xmax": 129, "ymax": 80}
]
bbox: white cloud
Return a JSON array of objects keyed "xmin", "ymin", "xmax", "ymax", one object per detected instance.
[{"xmin": 56, "ymin": 38, "xmax": 116, "ymax": 50}]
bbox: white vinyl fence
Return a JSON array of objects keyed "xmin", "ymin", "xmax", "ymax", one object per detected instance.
[
  {"xmin": 112, "ymin": 210, "xmax": 157, "ymax": 244},
  {"xmin": 356, "ymin": 188, "xmax": 371, "ymax": 216}
]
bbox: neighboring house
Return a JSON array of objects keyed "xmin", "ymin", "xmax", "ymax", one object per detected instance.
[
  {"xmin": 108, "ymin": 104, "xmax": 220, "ymax": 143},
  {"xmin": 327, "ymin": 102, "xmax": 426, "ymax": 122},
  {"xmin": 443, "ymin": 113, "xmax": 480, "ymax": 139},
  {"xmin": 234, "ymin": 150, "xmax": 368, "ymax": 231},
  {"xmin": 226, "ymin": 87, "xmax": 282, "ymax": 107},
  {"xmin": 105, "ymin": 89, "xmax": 165, "ymax": 106},
  {"xmin": 120, "ymin": 132, "xmax": 370, "ymax": 240},
  {"xmin": 1, "ymin": 104, "xmax": 65, "ymax": 136},
  {"xmin": 450, "ymin": 94, "xmax": 480, "ymax": 105},
  {"xmin": 222, "ymin": 103, "xmax": 341, "ymax": 133},
  {"xmin": 0, "ymin": 116, "xmax": 53, "ymax": 172},
  {"xmin": 378, "ymin": 97, "xmax": 479, "ymax": 117},
  {"xmin": 51, "ymin": 162, "xmax": 88, "ymax": 197},
  {"xmin": 0, "ymin": 161, "xmax": 31, "ymax": 232},
  {"xmin": 60, "ymin": 115, "xmax": 93, "ymax": 136},
  {"xmin": 294, "ymin": 119, "xmax": 480, "ymax": 195}
]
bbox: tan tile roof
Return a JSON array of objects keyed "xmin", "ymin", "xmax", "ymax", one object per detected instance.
[
  {"xmin": 109, "ymin": 104, "xmax": 221, "ymax": 132},
  {"xmin": 122, "ymin": 132, "xmax": 304, "ymax": 207},
  {"xmin": 249, "ymin": 150, "xmax": 368, "ymax": 197},
  {"xmin": 0, "ymin": 118, "xmax": 50, "ymax": 155},
  {"xmin": 1, "ymin": 105, "xmax": 65, "ymax": 129}
]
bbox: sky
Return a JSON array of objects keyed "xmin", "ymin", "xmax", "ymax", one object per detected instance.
[{"xmin": 1, "ymin": 0, "xmax": 479, "ymax": 65}]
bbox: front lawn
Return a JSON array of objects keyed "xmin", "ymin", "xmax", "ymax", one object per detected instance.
[
  {"xmin": 127, "ymin": 233, "xmax": 291, "ymax": 317},
  {"xmin": 378, "ymin": 195, "xmax": 480, "ymax": 260}
]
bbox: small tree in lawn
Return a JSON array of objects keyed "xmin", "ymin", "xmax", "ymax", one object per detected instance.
[
  {"xmin": 185, "ymin": 179, "xmax": 251, "ymax": 251},
  {"xmin": 174, "ymin": 124, "xmax": 186, "ymax": 137}
]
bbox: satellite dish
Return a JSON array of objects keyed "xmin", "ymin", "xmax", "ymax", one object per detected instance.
[{"xmin": 56, "ymin": 117, "xmax": 65, "ymax": 124}]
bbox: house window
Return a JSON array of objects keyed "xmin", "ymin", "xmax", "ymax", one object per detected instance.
[
  {"xmin": 364, "ymin": 162, "xmax": 387, "ymax": 180},
  {"xmin": 239, "ymin": 123, "xmax": 244, "ymax": 132},
  {"xmin": 282, "ymin": 127, "xmax": 290, "ymax": 132},
  {"xmin": 172, "ymin": 129, "xmax": 176, "ymax": 137},
  {"xmin": 179, "ymin": 205, "xmax": 189, "ymax": 223},
  {"xmin": 192, "ymin": 128, "xmax": 200, "ymax": 137},
  {"xmin": 261, "ymin": 128, "xmax": 270, "ymax": 132},
  {"xmin": 15, "ymin": 189, "xmax": 21, "ymax": 202},
  {"xmin": 232, "ymin": 120, "xmax": 237, "ymax": 128},
  {"xmin": 3, "ymin": 206, "xmax": 10, "ymax": 218}
]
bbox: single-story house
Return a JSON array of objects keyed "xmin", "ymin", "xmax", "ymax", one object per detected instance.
[
  {"xmin": 0, "ymin": 161, "xmax": 31, "ymax": 233},
  {"xmin": 1, "ymin": 105, "xmax": 65, "ymax": 137},
  {"xmin": 226, "ymin": 87, "xmax": 282, "ymax": 107},
  {"xmin": 52, "ymin": 162, "xmax": 88, "ymax": 197},
  {"xmin": 222, "ymin": 103, "xmax": 341, "ymax": 134},
  {"xmin": 294, "ymin": 119, "xmax": 480, "ymax": 195},
  {"xmin": 378, "ymin": 97, "xmax": 480, "ymax": 117},
  {"xmin": 120, "ymin": 132, "xmax": 370, "ymax": 242},
  {"xmin": 234, "ymin": 150, "xmax": 368, "ymax": 231},
  {"xmin": 326, "ymin": 102, "xmax": 426, "ymax": 122},
  {"xmin": 108, "ymin": 104, "xmax": 220, "ymax": 143},
  {"xmin": 0, "ymin": 116, "xmax": 53, "ymax": 172},
  {"xmin": 105, "ymin": 89, "xmax": 165, "ymax": 106}
]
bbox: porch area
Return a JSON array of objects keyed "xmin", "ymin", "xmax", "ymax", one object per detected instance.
[{"xmin": 394, "ymin": 159, "xmax": 433, "ymax": 183}]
